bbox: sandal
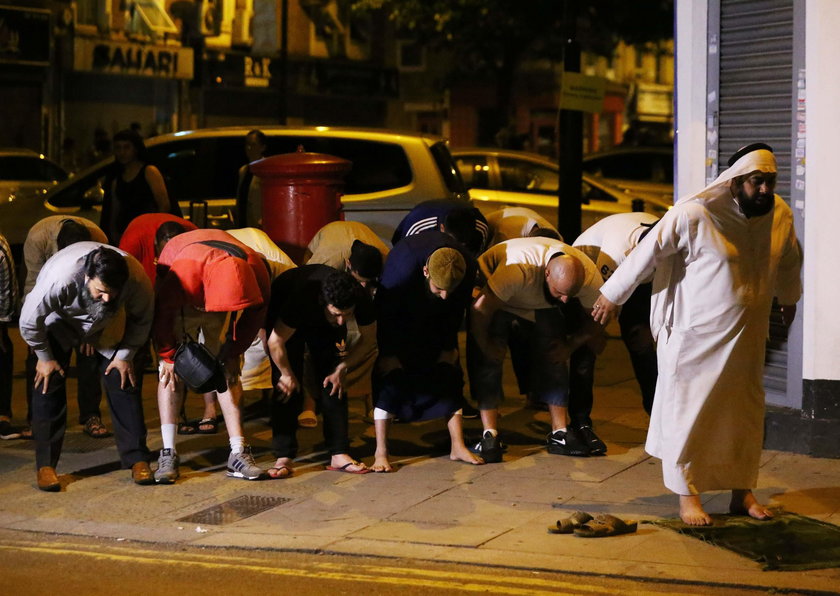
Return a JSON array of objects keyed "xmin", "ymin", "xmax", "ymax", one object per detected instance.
[
  {"xmin": 548, "ymin": 510, "xmax": 593, "ymax": 534},
  {"xmin": 267, "ymin": 458, "xmax": 293, "ymax": 479},
  {"xmin": 325, "ymin": 460, "xmax": 370, "ymax": 474},
  {"xmin": 177, "ymin": 417, "xmax": 198, "ymax": 435},
  {"xmin": 83, "ymin": 416, "xmax": 112, "ymax": 439},
  {"xmin": 573, "ymin": 513, "xmax": 638, "ymax": 538},
  {"xmin": 196, "ymin": 417, "xmax": 219, "ymax": 434},
  {"xmin": 297, "ymin": 410, "xmax": 317, "ymax": 428}
]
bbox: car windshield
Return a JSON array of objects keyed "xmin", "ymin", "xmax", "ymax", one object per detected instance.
[{"xmin": 0, "ymin": 156, "xmax": 67, "ymax": 182}]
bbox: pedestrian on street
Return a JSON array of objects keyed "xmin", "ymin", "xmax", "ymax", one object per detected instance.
[
  {"xmin": 391, "ymin": 198, "xmax": 489, "ymax": 256},
  {"xmin": 468, "ymin": 237, "xmax": 603, "ymax": 462},
  {"xmin": 153, "ymin": 229, "xmax": 270, "ymax": 484},
  {"xmin": 266, "ymin": 266, "xmax": 376, "ymax": 478},
  {"xmin": 591, "ymin": 144, "xmax": 802, "ymax": 525},
  {"xmin": 0, "ymin": 233, "xmax": 21, "ymax": 440},
  {"xmin": 236, "ymin": 129, "xmax": 267, "ymax": 228},
  {"xmin": 567, "ymin": 211, "xmax": 661, "ymax": 455},
  {"xmin": 20, "ymin": 243, "xmax": 155, "ymax": 491},
  {"xmin": 371, "ymin": 232, "xmax": 483, "ymax": 472},
  {"xmin": 22, "ymin": 216, "xmax": 111, "ymax": 440},
  {"xmin": 101, "ymin": 129, "xmax": 171, "ymax": 245}
]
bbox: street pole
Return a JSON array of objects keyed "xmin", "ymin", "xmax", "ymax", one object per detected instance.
[
  {"xmin": 557, "ymin": 0, "xmax": 583, "ymax": 242},
  {"xmin": 279, "ymin": 0, "xmax": 288, "ymax": 124}
]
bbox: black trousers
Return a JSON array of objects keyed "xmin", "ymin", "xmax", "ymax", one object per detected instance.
[
  {"xmin": 569, "ymin": 283, "xmax": 658, "ymax": 426},
  {"xmin": 31, "ymin": 335, "xmax": 150, "ymax": 470},
  {"xmin": 0, "ymin": 324, "xmax": 11, "ymax": 418},
  {"xmin": 270, "ymin": 330, "xmax": 350, "ymax": 459},
  {"xmin": 26, "ymin": 345, "xmax": 102, "ymax": 425}
]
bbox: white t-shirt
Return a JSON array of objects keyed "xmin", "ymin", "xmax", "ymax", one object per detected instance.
[
  {"xmin": 573, "ymin": 212, "xmax": 659, "ymax": 281},
  {"xmin": 478, "ymin": 237, "xmax": 601, "ymax": 320},
  {"xmin": 485, "ymin": 207, "xmax": 559, "ymax": 245},
  {"xmin": 306, "ymin": 220, "xmax": 389, "ymax": 270}
]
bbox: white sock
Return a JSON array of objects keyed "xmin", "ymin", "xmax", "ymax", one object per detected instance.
[
  {"xmin": 552, "ymin": 427, "xmax": 567, "ymax": 434},
  {"xmin": 161, "ymin": 424, "xmax": 177, "ymax": 451},
  {"xmin": 484, "ymin": 428, "xmax": 498, "ymax": 437},
  {"xmin": 373, "ymin": 407, "xmax": 395, "ymax": 421},
  {"xmin": 229, "ymin": 435, "xmax": 245, "ymax": 454}
]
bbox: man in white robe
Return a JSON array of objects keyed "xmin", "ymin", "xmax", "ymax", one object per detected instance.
[{"xmin": 592, "ymin": 144, "xmax": 802, "ymax": 525}]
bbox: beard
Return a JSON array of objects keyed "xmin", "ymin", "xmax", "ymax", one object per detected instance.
[
  {"xmin": 737, "ymin": 188, "xmax": 774, "ymax": 218},
  {"xmin": 79, "ymin": 282, "xmax": 118, "ymax": 321}
]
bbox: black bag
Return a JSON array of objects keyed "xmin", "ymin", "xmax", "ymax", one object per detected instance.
[{"xmin": 173, "ymin": 335, "xmax": 228, "ymax": 394}]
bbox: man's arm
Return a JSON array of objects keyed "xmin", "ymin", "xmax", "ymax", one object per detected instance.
[
  {"xmin": 267, "ymin": 320, "xmax": 299, "ymax": 399},
  {"xmin": 323, "ymin": 321, "xmax": 377, "ymax": 397},
  {"xmin": 469, "ymin": 287, "xmax": 507, "ymax": 363},
  {"xmin": 145, "ymin": 165, "xmax": 171, "ymax": 213}
]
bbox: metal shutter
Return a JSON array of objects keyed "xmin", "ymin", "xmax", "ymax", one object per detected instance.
[{"xmin": 707, "ymin": 0, "xmax": 802, "ymax": 406}]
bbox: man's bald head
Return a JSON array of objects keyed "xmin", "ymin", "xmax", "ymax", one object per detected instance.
[{"xmin": 545, "ymin": 253, "xmax": 584, "ymax": 303}]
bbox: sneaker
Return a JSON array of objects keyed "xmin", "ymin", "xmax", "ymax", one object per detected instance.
[
  {"xmin": 575, "ymin": 425, "xmax": 607, "ymax": 456},
  {"xmin": 0, "ymin": 420, "xmax": 22, "ymax": 440},
  {"xmin": 154, "ymin": 448, "xmax": 180, "ymax": 484},
  {"xmin": 469, "ymin": 430, "xmax": 504, "ymax": 463},
  {"xmin": 546, "ymin": 428, "xmax": 590, "ymax": 457},
  {"xmin": 226, "ymin": 447, "xmax": 264, "ymax": 480}
]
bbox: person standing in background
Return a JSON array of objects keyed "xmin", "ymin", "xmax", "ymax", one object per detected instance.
[{"xmin": 236, "ymin": 130, "xmax": 267, "ymax": 228}]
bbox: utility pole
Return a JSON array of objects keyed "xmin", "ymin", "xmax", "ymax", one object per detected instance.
[
  {"xmin": 557, "ymin": 0, "xmax": 583, "ymax": 242},
  {"xmin": 279, "ymin": 0, "xmax": 289, "ymax": 124}
]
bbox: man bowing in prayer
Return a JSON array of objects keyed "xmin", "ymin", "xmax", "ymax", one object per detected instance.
[{"xmin": 591, "ymin": 143, "xmax": 802, "ymax": 526}]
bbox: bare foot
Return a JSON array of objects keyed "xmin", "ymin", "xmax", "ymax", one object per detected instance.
[
  {"xmin": 730, "ymin": 490, "xmax": 773, "ymax": 520},
  {"xmin": 328, "ymin": 454, "xmax": 369, "ymax": 474},
  {"xmin": 450, "ymin": 443, "xmax": 484, "ymax": 465},
  {"xmin": 679, "ymin": 495, "xmax": 712, "ymax": 526},
  {"xmin": 371, "ymin": 455, "xmax": 392, "ymax": 473},
  {"xmin": 267, "ymin": 457, "xmax": 293, "ymax": 479}
]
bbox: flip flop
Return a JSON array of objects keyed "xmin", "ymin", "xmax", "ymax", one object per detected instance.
[
  {"xmin": 297, "ymin": 410, "xmax": 318, "ymax": 428},
  {"xmin": 325, "ymin": 460, "xmax": 370, "ymax": 474},
  {"xmin": 548, "ymin": 510, "xmax": 593, "ymax": 534},
  {"xmin": 196, "ymin": 417, "xmax": 219, "ymax": 434},
  {"xmin": 573, "ymin": 513, "xmax": 638, "ymax": 538}
]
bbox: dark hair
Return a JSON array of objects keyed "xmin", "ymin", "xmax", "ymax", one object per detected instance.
[
  {"xmin": 56, "ymin": 220, "xmax": 91, "ymax": 250},
  {"xmin": 155, "ymin": 221, "xmax": 188, "ymax": 248},
  {"xmin": 443, "ymin": 207, "xmax": 481, "ymax": 254},
  {"xmin": 321, "ymin": 270, "xmax": 359, "ymax": 310},
  {"xmin": 246, "ymin": 129, "xmax": 267, "ymax": 145},
  {"xmin": 83, "ymin": 246, "xmax": 129, "ymax": 291},
  {"xmin": 348, "ymin": 240, "xmax": 383, "ymax": 280},
  {"xmin": 112, "ymin": 128, "xmax": 147, "ymax": 162}
]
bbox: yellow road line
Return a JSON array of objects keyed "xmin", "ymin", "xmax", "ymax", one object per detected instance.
[{"xmin": 0, "ymin": 542, "xmax": 685, "ymax": 596}]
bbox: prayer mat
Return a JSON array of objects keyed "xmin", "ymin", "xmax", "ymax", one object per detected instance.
[{"xmin": 649, "ymin": 513, "xmax": 840, "ymax": 571}]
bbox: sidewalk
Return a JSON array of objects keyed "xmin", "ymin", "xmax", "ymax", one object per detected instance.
[{"xmin": 1, "ymin": 327, "xmax": 839, "ymax": 593}]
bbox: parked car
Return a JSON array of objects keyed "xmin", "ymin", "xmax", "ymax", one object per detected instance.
[
  {"xmin": 26, "ymin": 126, "xmax": 468, "ymax": 249},
  {"xmin": 582, "ymin": 146, "xmax": 674, "ymax": 203},
  {"xmin": 452, "ymin": 148, "xmax": 671, "ymax": 232},
  {"xmin": 0, "ymin": 149, "xmax": 69, "ymax": 246}
]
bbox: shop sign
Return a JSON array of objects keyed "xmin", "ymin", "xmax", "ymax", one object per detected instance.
[
  {"xmin": 245, "ymin": 56, "xmax": 271, "ymax": 88},
  {"xmin": 0, "ymin": 6, "xmax": 50, "ymax": 66},
  {"xmin": 73, "ymin": 38, "xmax": 194, "ymax": 80}
]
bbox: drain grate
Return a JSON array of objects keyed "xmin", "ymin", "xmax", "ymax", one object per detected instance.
[{"xmin": 178, "ymin": 495, "xmax": 290, "ymax": 525}]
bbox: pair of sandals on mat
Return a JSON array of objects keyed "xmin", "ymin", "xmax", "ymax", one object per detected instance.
[{"xmin": 548, "ymin": 511, "xmax": 637, "ymax": 538}]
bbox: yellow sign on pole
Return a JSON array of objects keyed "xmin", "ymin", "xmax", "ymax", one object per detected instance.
[{"xmin": 560, "ymin": 72, "xmax": 606, "ymax": 113}]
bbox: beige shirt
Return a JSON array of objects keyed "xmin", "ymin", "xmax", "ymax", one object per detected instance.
[
  {"xmin": 306, "ymin": 220, "xmax": 389, "ymax": 270},
  {"xmin": 485, "ymin": 207, "xmax": 559, "ymax": 245},
  {"xmin": 478, "ymin": 237, "xmax": 602, "ymax": 321}
]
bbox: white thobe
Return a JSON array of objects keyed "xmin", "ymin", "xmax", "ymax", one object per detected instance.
[{"xmin": 600, "ymin": 192, "xmax": 801, "ymax": 494}]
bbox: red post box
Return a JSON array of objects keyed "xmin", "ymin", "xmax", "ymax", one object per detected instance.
[{"xmin": 249, "ymin": 145, "xmax": 352, "ymax": 263}]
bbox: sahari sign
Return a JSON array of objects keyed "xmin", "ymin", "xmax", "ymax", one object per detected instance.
[{"xmin": 74, "ymin": 39, "xmax": 193, "ymax": 80}]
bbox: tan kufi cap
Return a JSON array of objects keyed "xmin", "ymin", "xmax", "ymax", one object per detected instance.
[{"xmin": 427, "ymin": 248, "xmax": 466, "ymax": 291}]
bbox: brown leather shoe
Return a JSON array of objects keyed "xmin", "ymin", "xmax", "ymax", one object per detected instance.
[
  {"xmin": 37, "ymin": 466, "xmax": 60, "ymax": 492},
  {"xmin": 131, "ymin": 461, "xmax": 155, "ymax": 485}
]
